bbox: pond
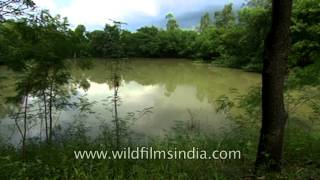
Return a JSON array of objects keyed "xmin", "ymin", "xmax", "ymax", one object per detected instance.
[{"xmin": 0, "ymin": 59, "xmax": 260, "ymax": 143}]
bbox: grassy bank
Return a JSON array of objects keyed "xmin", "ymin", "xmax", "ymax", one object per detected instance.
[{"xmin": 0, "ymin": 119, "xmax": 319, "ymax": 180}]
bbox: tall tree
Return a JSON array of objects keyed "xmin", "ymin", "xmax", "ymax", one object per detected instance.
[
  {"xmin": 199, "ymin": 12, "xmax": 211, "ymax": 33},
  {"xmin": 214, "ymin": 3, "xmax": 235, "ymax": 28},
  {"xmin": 103, "ymin": 24, "xmax": 123, "ymax": 58},
  {"xmin": 256, "ymin": 0, "xmax": 293, "ymax": 170},
  {"xmin": 88, "ymin": 30, "xmax": 105, "ymax": 57},
  {"xmin": 165, "ymin": 13, "xmax": 179, "ymax": 31},
  {"xmin": 71, "ymin": 24, "xmax": 88, "ymax": 58}
]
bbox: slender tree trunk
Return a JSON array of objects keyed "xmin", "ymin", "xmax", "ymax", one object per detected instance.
[
  {"xmin": 38, "ymin": 99, "xmax": 43, "ymax": 142},
  {"xmin": 114, "ymin": 74, "xmax": 120, "ymax": 149},
  {"xmin": 48, "ymin": 82, "xmax": 53, "ymax": 142},
  {"xmin": 43, "ymin": 90, "xmax": 48, "ymax": 142},
  {"xmin": 22, "ymin": 94, "xmax": 28, "ymax": 159},
  {"xmin": 256, "ymin": 0, "xmax": 293, "ymax": 171}
]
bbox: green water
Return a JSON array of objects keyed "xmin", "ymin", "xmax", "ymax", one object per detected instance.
[{"xmin": 0, "ymin": 59, "xmax": 260, "ymax": 141}]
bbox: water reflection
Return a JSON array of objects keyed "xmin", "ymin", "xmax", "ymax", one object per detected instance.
[{"xmin": 0, "ymin": 59, "xmax": 260, "ymax": 143}]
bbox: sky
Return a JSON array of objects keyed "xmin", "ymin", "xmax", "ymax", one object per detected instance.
[{"xmin": 33, "ymin": 0, "xmax": 244, "ymax": 31}]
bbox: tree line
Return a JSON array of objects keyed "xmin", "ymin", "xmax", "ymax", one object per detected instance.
[{"xmin": 1, "ymin": 0, "xmax": 319, "ymax": 73}]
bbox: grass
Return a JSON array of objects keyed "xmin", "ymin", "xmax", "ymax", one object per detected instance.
[{"xmin": 0, "ymin": 119, "xmax": 319, "ymax": 180}]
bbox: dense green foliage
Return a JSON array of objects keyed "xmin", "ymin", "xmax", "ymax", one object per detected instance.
[{"xmin": 1, "ymin": 0, "xmax": 319, "ymax": 73}]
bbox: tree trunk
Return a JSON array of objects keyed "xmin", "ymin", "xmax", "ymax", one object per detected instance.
[
  {"xmin": 43, "ymin": 90, "xmax": 48, "ymax": 142},
  {"xmin": 114, "ymin": 74, "xmax": 120, "ymax": 149},
  {"xmin": 255, "ymin": 0, "xmax": 292, "ymax": 171},
  {"xmin": 48, "ymin": 82, "xmax": 53, "ymax": 143},
  {"xmin": 22, "ymin": 94, "xmax": 28, "ymax": 159}
]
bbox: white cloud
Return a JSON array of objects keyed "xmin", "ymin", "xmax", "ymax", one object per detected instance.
[
  {"xmin": 33, "ymin": 0, "xmax": 242, "ymax": 30},
  {"xmin": 35, "ymin": 0, "xmax": 159, "ymax": 27},
  {"xmin": 34, "ymin": 0, "xmax": 58, "ymax": 12}
]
